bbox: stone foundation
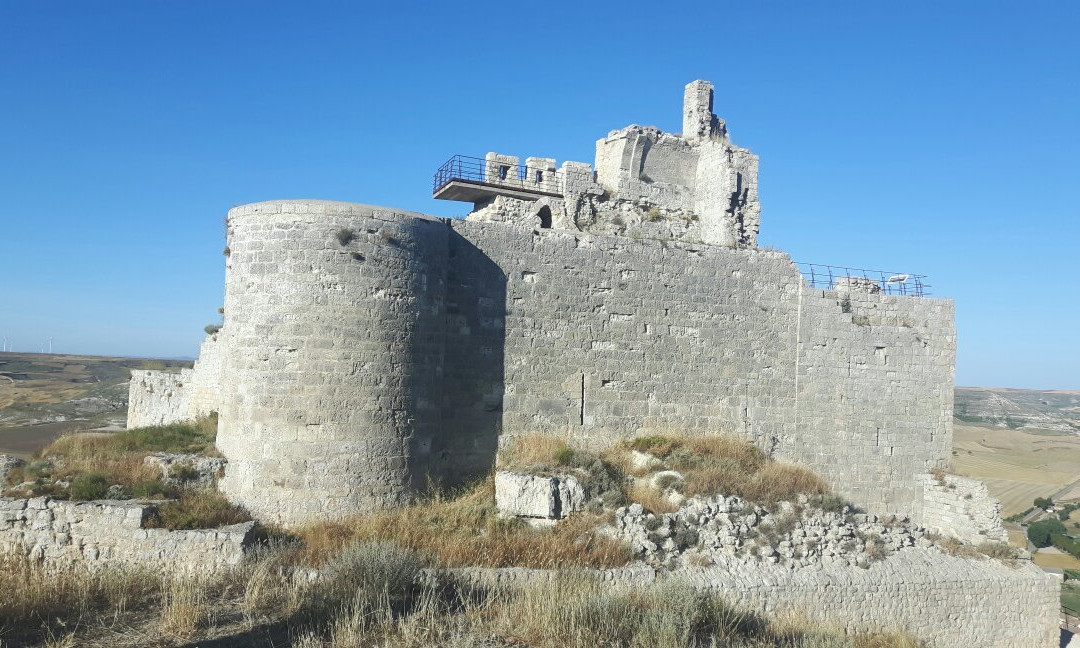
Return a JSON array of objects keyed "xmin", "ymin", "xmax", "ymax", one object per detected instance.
[{"xmin": 0, "ymin": 497, "xmax": 254, "ymax": 572}]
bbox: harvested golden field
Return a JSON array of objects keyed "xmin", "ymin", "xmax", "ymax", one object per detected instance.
[
  {"xmin": 951, "ymin": 422, "xmax": 1080, "ymax": 517},
  {"xmin": 1033, "ymin": 547, "xmax": 1080, "ymax": 571}
]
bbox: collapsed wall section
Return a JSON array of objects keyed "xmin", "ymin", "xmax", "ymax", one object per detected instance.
[
  {"xmin": 216, "ymin": 201, "xmax": 448, "ymax": 526},
  {"xmin": 915, "ymin": 473, "xmax": 1007, "ymax": 543}
]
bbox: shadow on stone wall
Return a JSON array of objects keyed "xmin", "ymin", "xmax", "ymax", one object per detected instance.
[{"xmin": 425, "ymin": 226, "xmax": 506, "ymax": 488}]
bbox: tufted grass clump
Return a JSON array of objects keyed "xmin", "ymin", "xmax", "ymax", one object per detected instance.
[
  {"xmin": 145, "ymin": 490, "xmax": 252, "ymax": 530},
  {"xmin": 605, "ymin": 434, "xmax": 833, "ymax": 513}
]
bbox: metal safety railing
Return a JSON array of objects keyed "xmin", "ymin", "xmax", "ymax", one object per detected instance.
[
  {"xmin": 796, "ymin": 262, "xmax": 930, "ymax": 297},
  {"xmin": 433, "ymin": 154, "xmax": 584, "ymax": 196}
]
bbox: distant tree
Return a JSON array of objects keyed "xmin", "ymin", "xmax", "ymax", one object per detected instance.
[
  {"xmin": 1035, "ymin": 496, "xmax": 1054, "ymax": 510},
  {"xmin": 1028, "ymin": 518, "xmax": 1067, "ymax": 548}
]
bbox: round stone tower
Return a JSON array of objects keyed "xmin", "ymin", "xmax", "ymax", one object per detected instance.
[{"xmin": 216, "ymin": 200, "xmax": 448, "ymax": 526}]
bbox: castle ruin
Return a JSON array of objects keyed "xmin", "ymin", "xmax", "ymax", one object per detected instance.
[
  {"xmin": 116, "ymin": 80, "xmax": 1065, "ymax": 647},
  {"xmin": 135, "ymin": 81, "xmax": 960, "ymax": 532}
]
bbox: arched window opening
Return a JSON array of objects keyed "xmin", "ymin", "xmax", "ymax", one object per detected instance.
[{"xmin": 538, "ymin": 206, "xmax": 552, "ymax": 229}]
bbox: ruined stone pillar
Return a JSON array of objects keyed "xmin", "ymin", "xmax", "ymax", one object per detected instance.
[{"xmin": 682, "ymin": 80, "xmax": 725, "ymax": 142}]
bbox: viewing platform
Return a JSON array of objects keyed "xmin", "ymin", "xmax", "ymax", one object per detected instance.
[{"xmin": 433, "ymin": 154, "xmax": 585, "ymax": 203}]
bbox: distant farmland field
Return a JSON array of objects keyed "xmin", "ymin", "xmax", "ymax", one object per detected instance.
[
  {"xmin": 952, "ymin": 422, "xmax": 1080, "ymax": 517},
  {"xmin": 0, "ymin": 352, "xmax": 189, "ymax": 458}
]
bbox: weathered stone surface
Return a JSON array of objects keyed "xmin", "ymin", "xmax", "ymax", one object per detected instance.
[
  {"xmin": 494, "ymin": 471, "xmax": 585, "ymax": 520},
  {"xmin": 0, "ymin": 496, "xmax": 254, "ymax": 572},
  {"xmin": 144, "ymin": 453, "xmax": 227, "ymax": 489},
  {"xmin": 126, "ymin": 370, "xmax": 191, "ymax": 428},
  {"xmin": 614, "ymin": 494, "xmax": 936, "ymax": 570},
  {"xmin": 833, "ymin": 275, "xmax": 883, "ymax": 294},
  {"xmin": 0, "ymin": 454, "xmax": 25, "ymax": 482},
  {"xmin": 915, "ymin": 472, "xmax": 1007, "ymax": 543},
  {"xmin": 127, "ymin": 333, "xmax": 223, "ymax": 429}
]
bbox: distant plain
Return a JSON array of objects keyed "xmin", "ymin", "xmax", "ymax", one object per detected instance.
[{"xmin": 0, "ymin": 352, "xmax": 189, "ymax": 458}]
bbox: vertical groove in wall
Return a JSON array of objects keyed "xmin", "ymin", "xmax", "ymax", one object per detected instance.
[
  {"xmin": 580, "ymin": 373, "xmax": 585, "ymax": 426},
  {"xmin": 793, "ymin": 282, "xmax": 803, "ymax": 438}
]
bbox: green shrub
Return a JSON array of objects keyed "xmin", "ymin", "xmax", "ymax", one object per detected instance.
[
  {"xmin": 204, "ymin": 324, "xmax": 221, "ymax": 335},
  {"xmin": 1028, "ymin": 518, "xmax": 1066, "ymax": 548},
  {"xmin": 69, "ymin": 473, "xmax": 109, "ymax": 500},
  {"xmin": 334, "ymin": 228, "xmax": 355, "ymax": 245},
  {"xmin": 1053, "ymin": 533, "xmax": 1080, "ymax": 559},
  {"xmin": 1035, "ymin": 496, "xmax": 1054, "ymax": 509},
  {"xmin": 296, "ymin": 540, "xmax": 425, "ymax": 622}
]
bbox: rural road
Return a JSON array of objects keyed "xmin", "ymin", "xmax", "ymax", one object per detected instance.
[{"xmin": 1021, "ymin": 476, "xmax": 1080, "ymax": 525}]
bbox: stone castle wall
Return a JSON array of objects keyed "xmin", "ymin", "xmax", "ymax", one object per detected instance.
[
  {"xmin": 169, "ymin": 200, "xmax": 957, "ymax": 525},
  {"xmin": 127, "ymin": 369, "xmax": 193, "ymax": 428},
  {"xmin": 0, "ymin": 496, "xmax": 253, "ymax": 572},
  {"xmin": 448, "ymin": 219, "xmax": 953, "ymax": 513},
  {"xmin": 189, "ymin": 332, "xmax": 224, "ymax": 419},
  {"xmin": 215, "ymin": 201, "xmax": 449, "ymax": 525},
  {"xmin": 126, "ymin": 333, "xmax": 223, "ymax": 429},
  {"xmin": 916, "ymin": 473, "xmax": 1008, "ymax": 544}
]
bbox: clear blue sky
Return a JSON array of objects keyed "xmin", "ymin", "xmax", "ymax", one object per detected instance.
[{"xmin": 1, "ymin": 1, "xmax": 1077, "ymax": 389}]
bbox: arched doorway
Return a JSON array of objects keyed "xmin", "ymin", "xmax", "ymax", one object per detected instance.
[{"xmin": 537, "ymin": 206, "xmax": 552, "ymax": 229}]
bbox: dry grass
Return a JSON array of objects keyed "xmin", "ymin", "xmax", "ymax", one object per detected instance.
[
  {"xmin": 145, "ymin": 489, "xmax": 252, "ymax": 530},
  {"xmin": 627, "ymin": 480, "xmax": 680, "ymax": 514},
  {"xmin": 744, "ymin": 464, "xmax": 830, "ymax": 506},
  {"xmin": 0, "ymin": 555, "xmax": 160, "ymax": 644},
  {"xmin": 293, "ymin": 477, "xmax": 631, "ymax": 569},
  {"xmin": 0, "ymin": 542, "xmax": 924, "ymax": 648},
  {"xmin": 936, "ymin": 537, "xmax": 1020, "ymax": 564},
  {"xmin": 3, "ymin": 416, "xmax": 249, "ymax": 530},
  {"xmin": 290, "ymin": 568, "xmax": 924, "ymax": 648},
  {"xmin": 5, "ymin": 417, "xmax": 220, "ymax": 500},
  {"xmin": 158, "ymin": 576, "xmax": 210, "ymax": 641},
  {"xmin": 499, "ymin": 433, "xmax": 576, "ymax": 470},
  {"xmin": 605, "ymin": 434, "xmax": 832, "ymax": 512}
]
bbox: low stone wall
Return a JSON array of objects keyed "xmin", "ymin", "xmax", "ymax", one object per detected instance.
[
  {"xmin": 127, "ymin": 369, "xmax": 192, "ymax": 429},
  {"xmin": 917, "ymin": 473, "xmax": 1007, "ymax": 544},
  {"xmin": 0, "ymin": 497, "xmax": 254, "ymax": 572},
  {"xmin": 434, "ymin": 549, "xmax": 1059, "ymax": 648}
]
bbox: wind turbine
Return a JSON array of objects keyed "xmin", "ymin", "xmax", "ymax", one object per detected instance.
[{"xmin": 48, "ymin": 337, "xmax": 53, "ymax": 354}]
